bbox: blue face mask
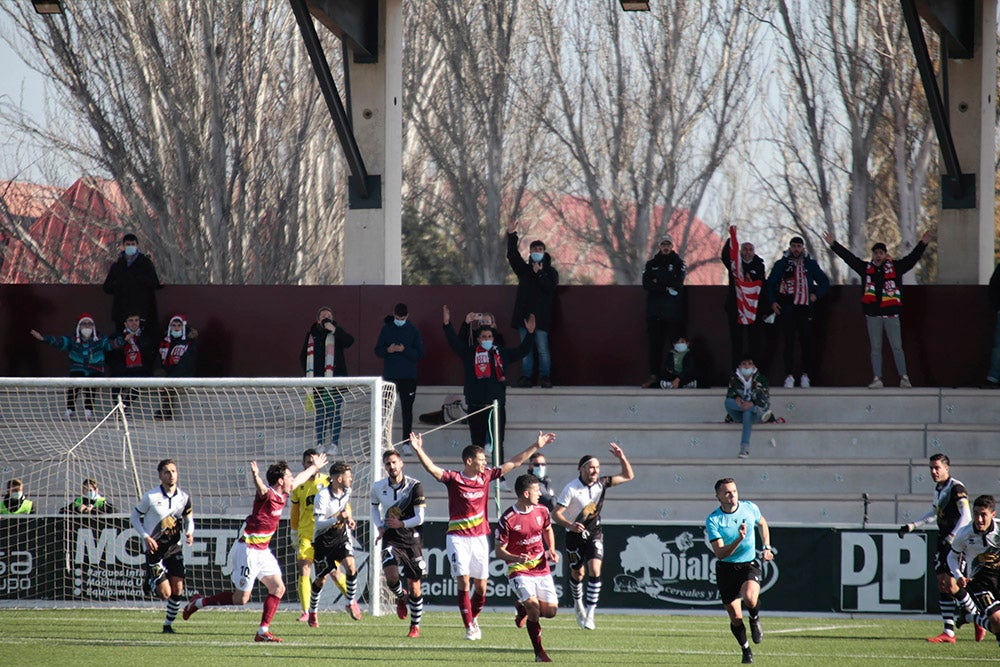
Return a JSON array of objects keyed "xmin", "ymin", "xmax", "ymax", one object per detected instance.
[
  {"xmin": 394, "ymin": 318, "xmax": 406, "ymax": 327},
  {"xmin": 530, "ymin": 252, "xmax": 544, "ymax": 263},
  {"xmin": 480, "ymin": 340, "xmax": 494, "ymax": 351},
  {"xmin": 124, "ymin": 245, "xmax": 138, "ymax": 257},
  {"xmin": 674, "ymin": 343, "xmax": 688, "ymax": 353}
]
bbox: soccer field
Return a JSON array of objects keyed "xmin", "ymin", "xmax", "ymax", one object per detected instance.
[{"xmin": 2, "ymin": 608, "xmax": 999, "ymax": 665}]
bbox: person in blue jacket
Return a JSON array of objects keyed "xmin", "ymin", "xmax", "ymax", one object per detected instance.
[{"xmin": 375, "ymin": 303, "xmax": 425, "ymax": 442}]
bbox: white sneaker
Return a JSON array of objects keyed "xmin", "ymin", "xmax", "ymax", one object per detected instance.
[
  {"xmin": 799, "ymin": 374, "xmax": 810, "ymax": 388},
  {"xmin": 465, "ymin": 625, "xmax": 478, "ymax": 640},
  {"xmin": 63, "ymin": 409, "xmax": 73, "ymax": 420},
  {"xmin": 583, "ymin": 606, "xmax": 596, "ymax": 630},
  {"xmin": 470, "ymin": 618, "xmax": 482, "ymax": 640},
  {"xmin": 738, "ymin": 444, "xmax": 750, "ymax": 459},
  {"xmin": 575, "ymin": 601, "xmax": 586, "ymax": 629},
  {"xmin": 783, "ymin": 375, "xmax": 794, "ymax": 388},
  {"xmin": 900, "ymin": 375, "xmax": 912, "ymax": 388},
  {"xmin": 868, "ymin": 377, "xmax": 883, "ymax": 389}
]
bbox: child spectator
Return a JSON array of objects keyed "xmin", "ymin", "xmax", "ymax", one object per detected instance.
[
  {"xmin": 31, "ymin": 313, "xmax": 130, "ymax": 419},
  {"xmin": 0, "ymin": 479, "xmax": 32, "ymax": 515}
]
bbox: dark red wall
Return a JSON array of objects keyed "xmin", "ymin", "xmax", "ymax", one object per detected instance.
[{"xmin": 0, "ymin": 284, "xmax": 992, "ymax": 387}]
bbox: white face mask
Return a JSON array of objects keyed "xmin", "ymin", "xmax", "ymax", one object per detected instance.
[
  {"xmin": 170, "ymin": 329, "xmax": 183, "ymax": 338},
  {"xmin": 9, "ymin": 491, "xmax": 22, "ymax": 501},
  {"xmin": 674, "ymin": 343, "xmax": 688, "ymax": 353},
  {"xmin": 739, "ymin": 366, "xmax": 756, "ymax": 378},
  {"xmin": 79, "ymin": 326, "xmax": 94, "ymax": 338},
  {"xmin": 85, "ymin": 490, "xmax": 99, "ymax": 501}
]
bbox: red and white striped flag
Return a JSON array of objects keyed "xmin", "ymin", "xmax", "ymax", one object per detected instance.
[{"xmin": 730, "ymin": 226, "xmax": 761, "ymax": 325}]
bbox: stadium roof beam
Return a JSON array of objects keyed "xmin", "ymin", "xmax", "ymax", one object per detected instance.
[
  {"xmin": 289, "ymin": 0, "xmax": 378, "ymax": 204},
  {"xmin": 901, "ymin": 0, "xmax": 975, "ymax": 207}
]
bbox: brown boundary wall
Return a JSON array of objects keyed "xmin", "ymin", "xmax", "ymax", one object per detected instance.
[{"xmin": 0, "ymin": 284, "xmax": 992, "ymax": 387}]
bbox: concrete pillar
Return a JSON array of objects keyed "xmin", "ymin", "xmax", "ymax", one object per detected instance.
[
  {"xmin": 936, "ymin": 0, "xmax": 997, "ymax": 284},
  {"xmin": 343, "ymin": 0, "xmax": 402, "ymax": 285}
]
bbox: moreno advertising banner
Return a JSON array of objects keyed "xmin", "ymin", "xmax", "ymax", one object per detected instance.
[{"xmin": 0, "ymin": 517, "xmax": 934, "ymax": 613}]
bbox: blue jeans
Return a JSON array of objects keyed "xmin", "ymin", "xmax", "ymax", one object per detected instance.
[
  {"xmin": 519, "ymin": 327, "xmax": 551, "ymax": 378},
  {"xmin": 314, "ymin": 390, "xmax": 344, "ymax": 449},
  {"xmin": 725, "ymin": 397, "xmax": 763, "ymax": 446},
  {"xmin": 989, "ymin": 313, "xmax": 1000, "ymax": 383}
]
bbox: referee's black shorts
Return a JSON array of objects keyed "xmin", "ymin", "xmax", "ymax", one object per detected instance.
[{"xmin": 716, "ymin": 559, "xmax": 762, "ymax": 605}]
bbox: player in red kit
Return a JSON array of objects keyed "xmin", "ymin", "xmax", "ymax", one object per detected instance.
[
  {"xmin": 496, "ymin": 473, "xmax": 559, "ymax": 663},
  {"xmin": 409, "ymin": 429, "xmax": 555, "ymax": 640},
  {"xmin": 182, "ymin": 453, "xmax": 327, "ymax": 642}
]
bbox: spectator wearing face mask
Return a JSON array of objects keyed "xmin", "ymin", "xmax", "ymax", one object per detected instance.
[
  {"xmin": 528, "ymin": 452, "xmax": 556, "ymax": 512},
  {"xmin": 658, "ymin": 335, "xmax": 699, "ymax": 389},
  {"xmin": 102, "ymin": 232, "xmax": 163, "ymax": 331},
  {"xmin": 724, "ymin": 355, "xmax": 779, "ymax": 459},
  {"xmin": 375, "ymin": 302, "xmax": 425, "ymax": 442},
  {"xmin": 155, "ymin": 314, "xmax": 198, "ymax": 420},
  {"xmin": 507, "ymin": 221, "xmax": 559, "ymax": 388},
  {"xmin": 0, "ymin": 479, "xmax": 32, "ymax": 515},
  {"xmin": 30, "ymin": 313, "xmax": 131, "ymax": 419},
  {"xmin": 62, "ymin": 478, "xmax": 115, "ymax": 515}
]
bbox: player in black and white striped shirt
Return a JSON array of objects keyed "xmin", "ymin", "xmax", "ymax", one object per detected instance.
[
  {"xmin": 371, "ymin": 449, "xmax": 426, "ymax": 637},
  {"xmin": 130, "ymin": 459, "xmax": 194, "ymax": 634}
]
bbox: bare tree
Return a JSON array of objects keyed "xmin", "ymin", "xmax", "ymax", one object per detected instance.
[
  {"xmin": 525, "ymin": 0, "xmax": 762, "ymax": 284},
  {"xmin": 402, "ymin": 0, "xmax": 548, "ymax": 285},
  {"xmin": 0, "ymin": 2, "xmax": 346, "ymax": 285}
]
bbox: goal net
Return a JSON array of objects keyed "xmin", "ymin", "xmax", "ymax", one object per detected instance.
[{"xmin": 0, "ymin": 377, "xmax": 395, "ymax": 614}]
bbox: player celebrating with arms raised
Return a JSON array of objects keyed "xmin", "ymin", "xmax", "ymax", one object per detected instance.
[
  {"xmin": 309, "ymin": 462, "xmax": 362, "ymax": 624},
  {"xmin": 409, "ymin": 429, "xmax": 555, "ymax": 640},
  {"xmin": 495, "ymin": 473, "xmax": 560, "ymax": 663},
  {"xmin": 372, "ymin": 448, "xmax": 427, "ymax": 637},
  {"xmin": 553, "ymin": 442, "xmax": 634, "ymax": 630},
  {"xmin": 183, "ymin": 452, "xmax": 327, "ymax": 643},
  {"xmin": 131, "ymin": 459, "xmax": 194, "ymax": 634},
  {"xmin": 706, "ymin": 477, "xmax": 774, "ymax": 665}
]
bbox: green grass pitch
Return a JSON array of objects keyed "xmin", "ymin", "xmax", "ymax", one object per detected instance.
[{"xmin": 2, "ymin": 608, "xmax": 1000, "ymax": 665}]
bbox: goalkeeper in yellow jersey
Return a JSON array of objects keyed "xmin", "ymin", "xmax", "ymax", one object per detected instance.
[{"xmin": 290, "ymin": 448, "xmax": 346, "ymax": 622}]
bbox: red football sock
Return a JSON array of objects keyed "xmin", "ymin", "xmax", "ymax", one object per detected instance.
[
  {"xmin": 203, "ymin": 592, "xmax": 237, "ymax": 607},
  {"xmin": 457, "ymin": 590, "xmax": 472, "ymax": 628},
  {"xmin": 527, "ymin": 619, "xmax": 543, "ymax": 652},
  {"xmin": 261, "ymin": 593, "xmax": 281, "ymax": 626},
  {"xmin": 471, "ymin": 591, "xmax": 486, "ymax": 618}
]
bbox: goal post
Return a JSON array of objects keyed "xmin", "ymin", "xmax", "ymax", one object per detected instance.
[{"xmin": 0, "ymin": 376, "xmax": 395, "ymax": 612}]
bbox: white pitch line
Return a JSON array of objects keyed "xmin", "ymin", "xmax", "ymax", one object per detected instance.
[{"xmin": 768, "ymin": 623, "xmax": 876, "ymax": 634}]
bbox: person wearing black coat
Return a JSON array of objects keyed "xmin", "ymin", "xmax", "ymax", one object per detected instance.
[
  {"xmin": 154, "ymin": 314, "xmax": 198, "ymax": 421},
  {"xmin": 641, "ymin": 235, "xmax": 686, "ymax": 388},
  {"xmin": 721, "ymin": 235, "xmax": 768, "ymax": 371},
  {"xmin": 102, "ymin": 233, "xmax": 163, "ymax": 331},
  {"xmin": 507, "ymin": 225, "xmax": 559, "ymax": 388},
  {"xmin": 374, "ymin": 303, "xmax": 424, "ymax": 441},
  {"xmin": 442, "ymin": 304, "xmax": 534, "ymax": 464},
  {"xmin": 300, "ymin": 306, "xmax": 356, "ymax": 451}
]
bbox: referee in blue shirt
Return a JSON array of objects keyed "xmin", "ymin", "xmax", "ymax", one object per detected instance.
[{"xmin": 706, "ymin": 478, "xmax": 774, "ymax": 665}]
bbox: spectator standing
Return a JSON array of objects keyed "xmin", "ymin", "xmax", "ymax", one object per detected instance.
[
  {"xmin": 824, "ymin": 230, "xmax": 930, "ymax": 388},
  {"xmin": 528, "ymin": 451, "xmax": 556, "ymax": 512},
  {"xmin": 31, "ymin": 313, "xmax": 129, "ymax": 419},
  {"xmin": 375, "ymin": 303, "xmax": 424, "ymax": 442},
  {"xmin": 766, "ymin": 236, "xmax": 829, "ymax": 388},
  {"xmin": 155, "ymin": 314, "xmax": 198, "ymax": 420},
  {"xmin": 641, "ymin": 235, "xmax": 686, "ymax": 388},
  {"xmin": 108, "ymin": 312, "xmax": 156, "ymax": 412},
  {"xmin": 300, "ymin": 306, "xmax": 355, "ymax": 452},
  {"xmin": 507, "ymin": 223, "xmax": 559, "ymax": 388},
  {"xmin": 721, "ymin": 227, "xmax": 768, "ymax": 370},
  {"xmin": 442, "ymin": 305, "xmax": 535, "ymax": 465},
  {"xmin": 102, "ymin": 232, "xmax": 162, "ymax": 331},
  {"xmin": 0, "ymin": 479, "xmax": 32, "ymax": 514}
]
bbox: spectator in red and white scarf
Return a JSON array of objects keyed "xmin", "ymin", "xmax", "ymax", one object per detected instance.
[
  {"xmin": 766, "ymin": 236, "xmax": 829, "ymax": 388},
  {"xmin": 442, "ymin": 305, "xmax": 535, "ymax": 469},
  {"xmin": 824, "ymin": 229, "xmax": 931, "ymax": 388},
  {"xmin": 300, "ymin": 306, "xmax": 355, "ymax": 452},
  {"xmin": 154, "ymin": 314, "xmax": 199, "ymax": 420}
]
